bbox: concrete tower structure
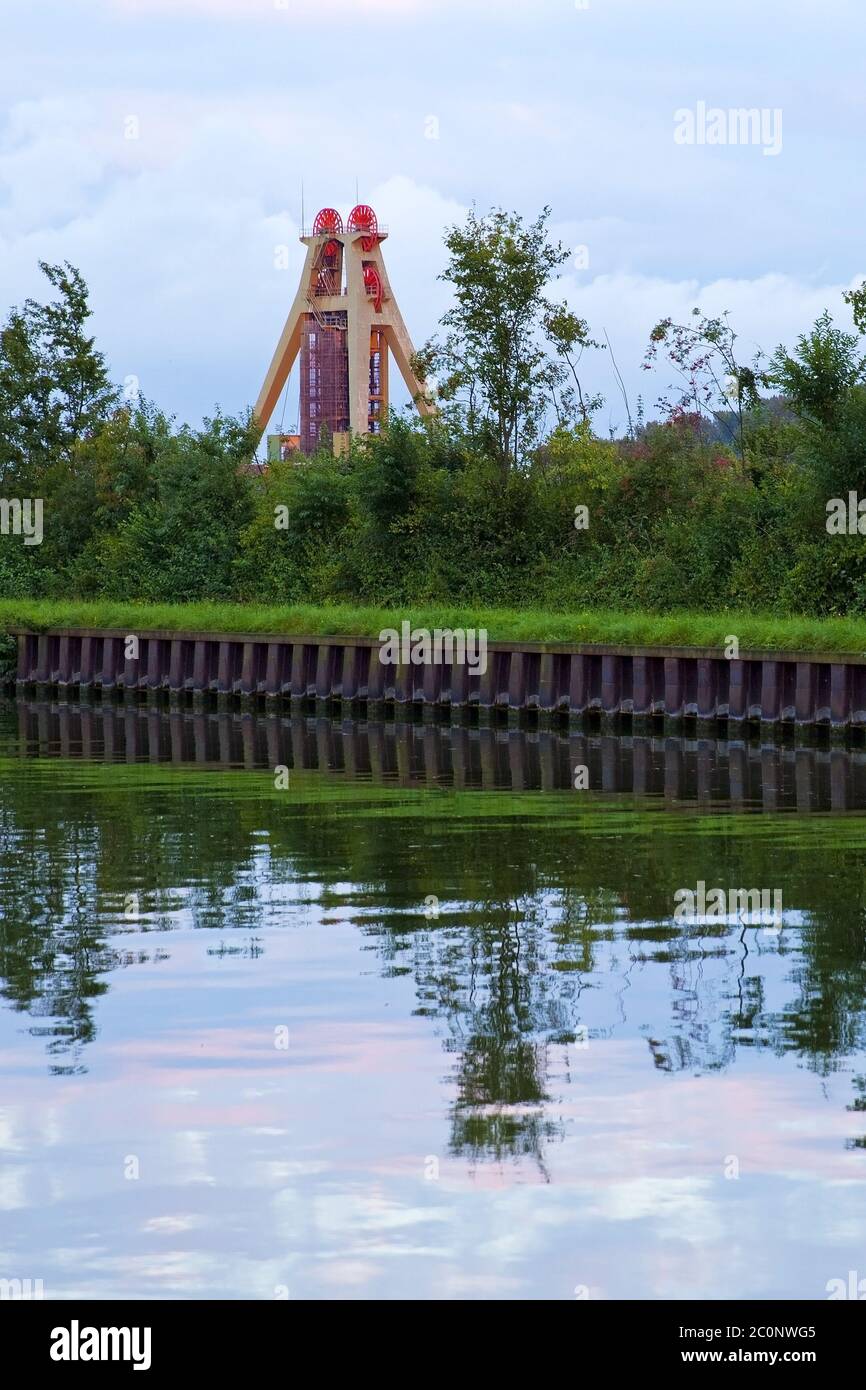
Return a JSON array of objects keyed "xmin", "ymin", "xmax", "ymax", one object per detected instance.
[{"xmin": 254, "ymin": 205, "xmax": 434, "ymax": 458}]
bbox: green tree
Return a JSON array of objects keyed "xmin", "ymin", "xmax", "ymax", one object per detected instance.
[
  {"xmin": 769, "ymin": 309, "xmax": 866, "ymax": 431},
  {"xmin": 94, "ymin": 412, "xmax": 257, "ymax": 600},
  {"xmin": 235, "ymin": 449, "xmax": 352, "ymax": 603},
  {"xmin": 768, "ymin": 308, "xmax": 866, "ymax": 507},
  {"xmin": 542, "ymin": 306, "xmax": 605, "ymax": 428},
  {"xmin": 418, "ymin": 207, "xmax": 578, "ymax": 476},
  {"xmin": 843, "ymin": 282, "xmax": 866, "ymax": 336},
  {"xmin": 0, "ymin": 261, "xmax": 118, "ymax": 489}
]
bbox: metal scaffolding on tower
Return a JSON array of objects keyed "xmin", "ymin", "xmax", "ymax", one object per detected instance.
[{"xmin": 254, "ymin": 203, "xmax": 434, "ymax": 459}]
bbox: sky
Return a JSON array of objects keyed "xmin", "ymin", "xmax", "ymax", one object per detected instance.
[{"xmin": 1, "ymin": 0, "xmax": 865, "ymax": 439}]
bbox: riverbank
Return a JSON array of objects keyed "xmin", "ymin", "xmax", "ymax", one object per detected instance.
[
  {"xmin": 11, "ymin": 603, "xmax": 866, "ymax": 729},
  {"xmin": 3, "ymin": 599, "xmax": 866, "ymax": 655}
]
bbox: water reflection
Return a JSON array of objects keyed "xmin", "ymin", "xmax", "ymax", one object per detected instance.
[
  {"xmin": 11, "ymin": 695, "xmax": 866, "ymax": 808},
  {"xmin": 1, "ymin": 699, "xmax": 865, "ymax": 1297}
]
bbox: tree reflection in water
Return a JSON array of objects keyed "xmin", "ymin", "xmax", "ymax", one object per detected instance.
[{"xmin": 1, "ymin": 700, "xmax": 866, "ymax": 1164}]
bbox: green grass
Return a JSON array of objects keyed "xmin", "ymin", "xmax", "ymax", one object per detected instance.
[{"xmin": 2, "ymin": 598, "xmax": 866, "ymax": 654}]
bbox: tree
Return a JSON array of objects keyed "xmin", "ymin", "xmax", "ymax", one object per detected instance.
[
  {"xmin": 92, "ymin": 412, "xmax": 257, "ymax": 601},
  {"xmin": 843, "ymin": 282, "xmax": 866, "ymax": 336},
  {"xmin": 769, "ymin": 309, "xmax": 866, "ymax": 430},
  {"xmin": 0, "ymin": 261, "xmax": 118, "ymax": 488},
  {"xmin": 542, "ymin": 306, "xmax": 605, "ymax": 429},
  {"xmin": 644, "ymin": 308, "xmax": 764, "ymax": 463},
  {"xmin": 418, "ymin": 207, "xmax": 588, "ymax": 476}
]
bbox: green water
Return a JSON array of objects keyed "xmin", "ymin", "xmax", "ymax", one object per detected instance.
[{"xmin": 1, "ymin": 701, "xmax": 865, "ymax": 1300}]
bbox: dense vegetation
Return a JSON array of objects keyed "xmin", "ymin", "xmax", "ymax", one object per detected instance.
[{"xmin": 2, "ymin": 214, "xmax": 866, "ymax": 626}]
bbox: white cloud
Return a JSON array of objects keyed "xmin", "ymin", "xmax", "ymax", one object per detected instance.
[
  {"xmin": 2, "ymin": 0, "xmax": 865, "ymax": 431},
  {"xmin": 1, "ymin": 91, "xmax": 860, "ymax": 434},
  {"xmin": 0, "ymin": 96, "xmax": 466, "ymax": 425},
  {"xmin": 559, "ymin": 270, "xmax": 863, "ymax": 432}
]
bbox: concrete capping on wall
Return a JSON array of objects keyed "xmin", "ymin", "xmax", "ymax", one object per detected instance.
[{"xmin": 11, "ymin": 627, "xmax": 866, "ymax": 728}]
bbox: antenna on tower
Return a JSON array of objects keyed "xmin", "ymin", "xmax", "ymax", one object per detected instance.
[{"xmin": 301, "ymin": 179, "xmax": 305, "ymax": 234}]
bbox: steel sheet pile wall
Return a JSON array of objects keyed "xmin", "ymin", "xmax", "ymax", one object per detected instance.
[{"xmin": 13, "ymin": 629, "xmax": 866, "ymax": 730}]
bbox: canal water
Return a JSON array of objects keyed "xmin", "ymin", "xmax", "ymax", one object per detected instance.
[{"xmin": 1, "ymin": 699, "xmax": 865, "ymax": 1300}]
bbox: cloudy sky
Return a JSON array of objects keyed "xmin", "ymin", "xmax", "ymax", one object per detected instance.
[{"xmin": 2, "ymin": 0, "xmax": 864, "ymax": 438}]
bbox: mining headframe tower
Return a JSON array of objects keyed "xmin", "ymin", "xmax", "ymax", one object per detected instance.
[{"xmin": 254, "ymin": 204, "xmax": 434, "ymax": 460}]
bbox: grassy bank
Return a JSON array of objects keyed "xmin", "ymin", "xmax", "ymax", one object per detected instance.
[{"xmin": 3, "ymin": 598, "xmax": 866, "ymax": 654}]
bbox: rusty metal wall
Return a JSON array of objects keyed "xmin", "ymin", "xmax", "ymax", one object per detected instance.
[{"xmin": 13, "ymin": 629, "xmax": 866, "ymax": 730}]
